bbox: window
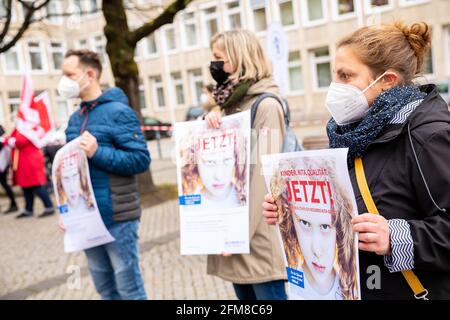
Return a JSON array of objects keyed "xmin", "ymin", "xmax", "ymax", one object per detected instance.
[
  {"xmin": 399, "ymin": 0, "xmax": 430, "ymax": 7},
  {"xmin": 151, "ymin": 76, "xmax": 165, "ymax": 110},
  {"xmin": 46, "ymin": 1, "xmax": 63, "ymax": 24},
  {"xmin": 332, "ymin": 0, "xmax": 356, "ymax": 20},
  {"xmin": 288, "ymin": 51, "xmax": 303, "ymax": 92},
  {"xmin": 251, "ymin": 0, "xmax": 267, "ymax": 32},
  {"xmin": 49, "ymin": 42, "xmax": 65, "ymax": 71},
  {"xmin": 301, "ymin": 0, "xmax": 327, "ymax": 26},
  {"xmin": 1, "ymin": 2, "xmax": 17, "ymax": 22},
  {"xmin": 424, "ymin": 48, "xmax": 434, "ymax": 75},
  {"xmin": 446, "ymin": 26, "xmax": 450, "ymax": 76},
  {"xmin": 172, "ymin": 72, "xmax": 185, "ymax": 105},
  {"xmin": 310, "ymin": 47, "xmax": 331, "ymax": 90},
  {"xmin": 7, "ymin": 91, "xmax": 21, "ymax": 122},
  {"xmin": 0, "ymin": 3, "xmax": 7, "ymax": 19},
  {"xmin": 203, "ymin": 6, "xmax": 219, "ymax": 44},
  {"xmin": 278, "ymin": 0, "xmax": 295, "ymax": 27},
  {"xmin": 74, "ymin": 0, "xmax": 83, "ymax": 12},
  {"xmin": 87, "ymin": 0, "xmax": 99, "ymax": 13},
  {"xmin": 27, "ymin": 42, "xmax": 46, "ymax": 71},
  {"xmin": 77, "ymin": 39, "xmax": 90, "ymax": 50},
  {"xmin": 139, "ymin": 81, "xmax": 147, "ymax": 110},
  {"xmin": 189, "ymin": 69, "xmax": 203, "ymax": 105},
  {"xmin": 183, "ymin": 12, "xmax": 198, "ymax": 48},
  {"xmin": 225, "ymin": 1, "xmax": 242, "ymax": 30},
  {"xmin": 164, "ymin": 25, "xmax": 177, "ymax": 52},
  {"xmin": 2, "ymin": 42, "xmax": 22, "ymax": 73},
  {"xmin": 92, "ymin": 35, "xmax": 107, "ymax": 62},
  {"xmin": 0, "ymin": 99, "xmax": 4, "ymax": 124},
  {"xmin": 364, "ymin": 0, "xmax": 393, "ymax": 14},
  {"xmin": 146, "ymin": 32, "xmax": 158, "ymax": 56},
  {"xmin": 135, "ymin": 39, "xmax": 145, "ymax": 59},
  {"xmin": 56, "ymin": 95, "xmax": 71, "ymax": 123}
]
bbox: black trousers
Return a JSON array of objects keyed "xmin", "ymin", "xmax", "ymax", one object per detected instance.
[
  {"xmin": 0, "ymin": 168, "xmax": 17, "ymax": 207},
  {"xmin": 22, "ymin": 185, "xmax": 53, "ymax": 213}
]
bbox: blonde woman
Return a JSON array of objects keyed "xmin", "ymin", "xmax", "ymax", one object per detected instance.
[
  {"xmin": 205, "ymin": 29, "xmax": 287, "ymax": 300},
  {"xmin": 264, "ymin": 22, "xmax": 450, "ymax": 299}
]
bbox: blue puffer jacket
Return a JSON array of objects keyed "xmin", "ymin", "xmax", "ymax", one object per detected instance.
[{"xmin": 65, "ymin": 87, "xmax": 151, "ymax": 227}]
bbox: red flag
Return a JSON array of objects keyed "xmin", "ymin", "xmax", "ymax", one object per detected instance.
[{"xmin": 16, "ymin": 76, "xmax": 54, "ymax": 147}]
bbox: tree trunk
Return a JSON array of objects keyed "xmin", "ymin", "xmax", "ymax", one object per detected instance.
[{"xmin": 102, "ymin": 0, "xmax": 156, "ymax": 192}]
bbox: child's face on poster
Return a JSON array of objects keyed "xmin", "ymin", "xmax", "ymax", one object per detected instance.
[
  {"xmin": 62, "ymin": 167, "xmax": 81, "ymax": 207},
  {"xmin": 295, "ymin": 211, "xmax": 337, "ymax": 287},
  {"xmin": 198, "ymin": 147, "xmax": 235, "ymax": 198}
]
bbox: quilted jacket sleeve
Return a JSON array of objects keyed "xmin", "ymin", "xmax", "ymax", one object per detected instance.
[{"xmin": 90, "ymin": 106, "xmax": 151, "ymax": 176}]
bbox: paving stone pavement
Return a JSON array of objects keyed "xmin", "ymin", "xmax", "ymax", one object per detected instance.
[{"xmin": 0, "ymin": 154, "xmax": 236, "ymax": 300}]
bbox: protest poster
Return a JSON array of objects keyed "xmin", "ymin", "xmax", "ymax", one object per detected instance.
[
  {"xmin": 262, "ymin": 148, "xmax": 361, "ymax": 300},
  {"xmin": 175, "ymin": 111, "xmax": 251, "ymax": 255},
  {"xmin": 52, "ymin": 137, "xmax": 114, "ymax": 252}
]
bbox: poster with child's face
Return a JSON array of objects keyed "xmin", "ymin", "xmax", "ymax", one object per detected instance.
[
  {"xmin": 52, "ymin": 137, "xmax": 114, "ymax": 253},
  {"xmin": 177, "ymin": 114, "xmax": 249, "ymax": 209},
  {"xmin": 262, "ymin": 148, "xmax": 361, "ymax": 300},
  {"xmin": 175, "ymin": 111, "xmax": 251, "ymax": 255},
  {"xmin": 53, "ymin": 144, "xmax": 96, "ymax": 214}
]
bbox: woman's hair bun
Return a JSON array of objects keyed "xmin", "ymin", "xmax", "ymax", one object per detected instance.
[{"xmin": 395, "ymin": 21, "xmax": 431, "ymax": 73}]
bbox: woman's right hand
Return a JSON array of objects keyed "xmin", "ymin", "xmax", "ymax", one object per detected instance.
[
  {"xmin": 205, "ymin": 109, "xmax": 222, "ymax": 129},
  {"xmin": 262, "ymin": 193, "xmax": 279, "ymax": 225}
]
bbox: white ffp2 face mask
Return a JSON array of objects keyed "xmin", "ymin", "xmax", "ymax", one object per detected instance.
[
  {"xmin": 325, "ymin": 72, "xmax": 387, "ymax": 125},
  {"xmin": 200, "ymin": 93, "xmax": 210, "ymax": 106},
  {"xmin": 57, "ymin": 73, "xmax": 87, "ymax": 99}
]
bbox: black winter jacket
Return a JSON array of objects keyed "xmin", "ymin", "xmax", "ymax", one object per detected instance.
[{"xmin": 352, "ymin": 84, "xmax": 450, "ymax": 299}]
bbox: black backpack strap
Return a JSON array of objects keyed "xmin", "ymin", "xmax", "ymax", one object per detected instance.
[{"xmin": 250, "ymin": 93, "xmax": 287, "ymax": 128}]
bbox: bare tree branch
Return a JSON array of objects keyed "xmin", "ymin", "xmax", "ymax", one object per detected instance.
[
  {"xmin": 129, "ymin": 0, "xmax": 194, "ymax": 45},
  {"xmin": 0, "ymin": 0, "xmax": 51, "ymax": 53}
]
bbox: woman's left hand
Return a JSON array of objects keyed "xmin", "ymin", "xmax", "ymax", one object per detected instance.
[{"xmin": 352, "ymin": 213, "xmax": 391, "ymax": 255}]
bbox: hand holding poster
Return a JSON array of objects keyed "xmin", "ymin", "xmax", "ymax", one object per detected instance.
[
  {"xmin": 175, "ymin": 111, "xmax": 251, "ymax": 255},
  {"xmin": 52, "ymin": 137, "xmax": 114, "ymax": 252},
  {"xmin": 262, "ymin": 148, "xmax": 360, "ymax": 300}
]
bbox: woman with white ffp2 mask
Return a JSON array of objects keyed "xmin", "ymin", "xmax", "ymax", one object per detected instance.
[
  {"xmin": 263, "ymin": 21, "xmax": 450, "ymax": 300},
  {"xmin": 325, "ymin": 71, "xmax": 390, "ymax": 125}
]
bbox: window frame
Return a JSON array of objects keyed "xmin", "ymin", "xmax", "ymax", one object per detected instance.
[
  {"xmin": 181, "ymin": 10, "xmax": 200, "ymax": 51},
  {"xmin": 300, "ymin": 0, "xmax": 328, "ymax": 28},
  {"xmin": 188, "ymin": 69, "xmax": 204, "ymax": 106},
  {"xmin": 398, "ymin": 0, "xmax": 431, "ymax": 8},
  {"xmin": 151, "ymin": 76, "xmax": 166, "ymax": 111},
  {"xmin": 364, "ymin": 0, "xmax": 394, "ymax": 14},
  {"xmin": 201, "ymin": 3, "xmax": 220, "ymax": 47},
  {"xmin": 287, "ymin": 50, "xmax": 305, "ymax": 95},
  {"xmin": 162, "ymin": 24, "xmax": 178, "ymax": 54},
  {"xmin": 332, "ymin": 0, "xmax": 357, "ymax": 21},
  {"xmin": 276, "ymin": 0, "xmax": 300, "ymax": 30},
  {"xmin": 249, "ymin": 0, "xmax": 269, "ymax": 35},
  {"xmin": 309, "ymin": 47, "xmax": 332, "ymax": 92},
  {"xmin": 1, "ymin": 40, "xmax": 24, "ymax": 75},
  {"xmin": 25, "ymin": 40, "xmax": 48, "ymax": 74},
  {"xmin": 48, "ymin": 41, "xmax": 66, "ymax": 73},
  {"xmin": 223, "ymin": 0, "xmax": 244, "ymax": 30},
  {"xmin": 171, "ymin": 72, "xmax": 186, "ymax": 107}
]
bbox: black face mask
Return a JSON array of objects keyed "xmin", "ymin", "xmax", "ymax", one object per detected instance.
[{"xmin": 209, "ymin": 61, "xmax": 230, "ymax": 85}]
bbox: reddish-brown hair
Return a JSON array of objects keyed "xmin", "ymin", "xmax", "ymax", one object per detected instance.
[{"xmin": 337, "ymin": 21, "xmax": 432, "ymax": 84}]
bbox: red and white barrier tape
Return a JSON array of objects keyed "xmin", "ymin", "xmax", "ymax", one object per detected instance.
[{"xmin": 141, "ymin": 126, "xmax": 173, "ymax": 131}]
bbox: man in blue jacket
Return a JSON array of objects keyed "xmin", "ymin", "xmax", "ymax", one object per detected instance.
[{"xmin": 59, "ymin": 50, "xmax": 150, "ymax": 300}]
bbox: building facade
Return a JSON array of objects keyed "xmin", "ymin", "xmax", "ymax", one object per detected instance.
[{"xmin": 1, "ymin": 0, "xmax": 450, "ymax": 139}]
